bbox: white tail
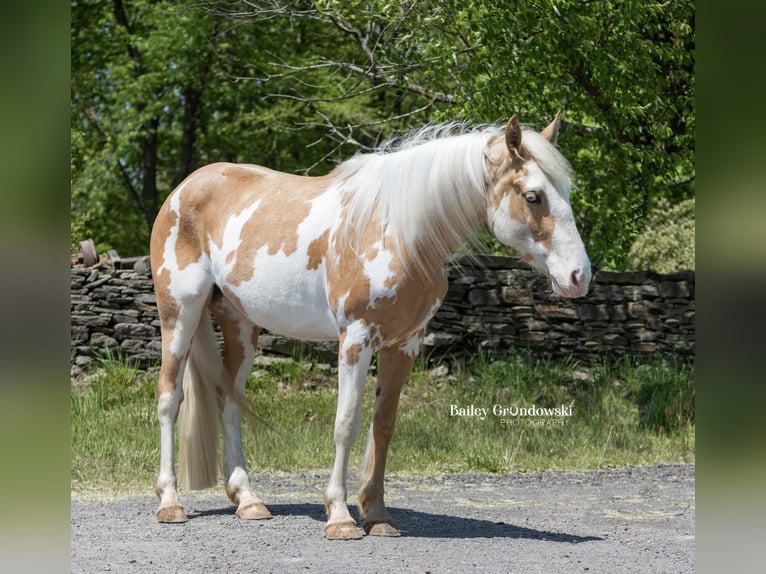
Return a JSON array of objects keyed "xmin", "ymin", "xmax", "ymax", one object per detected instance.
[{"xmin": 177, "ymin": 312, "xmax": 221, "ymax": 490}]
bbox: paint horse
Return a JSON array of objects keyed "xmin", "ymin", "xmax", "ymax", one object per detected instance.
[{"xmin": 150, "ymin": 114, "xmax": 591, "ymax": 539}]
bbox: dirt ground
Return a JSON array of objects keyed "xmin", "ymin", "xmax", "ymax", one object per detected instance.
[{"xmin": 71, "ymin": 464, "xmax": 694, "ymax": 573}]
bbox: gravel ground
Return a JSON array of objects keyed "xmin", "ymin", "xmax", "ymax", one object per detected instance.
[{"xmin": 71, "ymin": 464, "xmax": 694, "ymax": 573}]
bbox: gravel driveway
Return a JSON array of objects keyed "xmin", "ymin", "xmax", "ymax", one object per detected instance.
[{"xmin": 71, "ymin": 464, "xmax": 694, "ymax": 573}]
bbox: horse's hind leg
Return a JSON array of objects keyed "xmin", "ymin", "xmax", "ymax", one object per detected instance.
[
  {"xmin": 209, "ymin": 293, "xmax": 271, "ymax": 520},
  {"xmin": 154, "ymin": 289, "xmax": 211, "ymax": 523},
  {"xmin": 358, "ymin": 344, "xmax": 418, "ymax": 536}
]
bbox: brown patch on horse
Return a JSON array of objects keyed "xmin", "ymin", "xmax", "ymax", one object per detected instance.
[
  {"xmin": 509, "ymin": 178, "xmax": 555, "ymax": 251},
  {"xmin": 485, "ymin": 138, "xmax": 555, "ymax": 251},
  {"xmin": 326, "ymin": 214, "xmax": 447, "ymax": 347},
  {"xmin": 225, "ymin": 168, "xmax": 331, "ymax": 285},
  {"xmin": 306, "ymin": 229, "xmax": 330, "ymax": 271},
  {"xmin": 181, "ymin": 164, "xmax": 262, "ymax": 254},
  {"xmin": 150, "ymin": 225, "xmax": 178, "ymax": 318},
  {"xmin": 504, "ymin": 115, "xmax": 522, "ymax": 151},
  {"xmin": 150, "ymin": 206, "xmax": 183, "ymax": 396},
  {"xmin": 154, "ymin": 338, "xmax": 181, "ymax": 396},
  {"xmin": 209, "ymin": 290, "xmax": 247, "ymax": 384},
  {"xmin": 157, "ymin": 174, "xmax": 209, "ymax": 271},
  {"xmin": 171, "ymin": 163, "xmax": 333, "ymax": 285},
  {"xmin": 175, "ymin": 208, "xmax": 205, "ymax": 270},
  {"xmin": 485, "ymin": 136, "xmax": 526, "ymax": 212},
  {"xmin": 344, "ymin": 342, "xmax": 365, "ymax": 366},
  {"xmin": 361, "ymin": 279, "xmax": 443, "ymax": 345}
]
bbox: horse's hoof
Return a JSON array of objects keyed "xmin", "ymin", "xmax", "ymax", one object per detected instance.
[
  {"xmin": 324, "ymin": 521, "xmax": 365, "ymax": 540},
  {"xmin": 365, "ymin": 521, "xmax": 401, "ymax": 537},
  {"xmin": 157, "ymin": 505, "xmax": 188, "ymax": 523},
  {"xmin": 236, "ymin": 502, "xmax": 272, "ymax": 520}
]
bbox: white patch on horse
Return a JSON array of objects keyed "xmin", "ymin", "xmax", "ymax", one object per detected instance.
[
  {"xmin": 218, "ymin": 187, "xmax": 342, "ymax": 340},
  {"xmin": 208, "ymin": 200, "xmax": 262, "ymax": 285},
  {"xmin": 488, "ymin": 195, "xmax": 520, "ymax": 248},
  {"xmin": 334, "ymin": 290, "xmax": 351, "ymax": 326},
  {"xmin": 398, "ymin": 332, "xmax": 422, "ymax": 358},
  {"xmin": 363, "ymin": 240, "xmax": 397, "ymax": 306},
  {"xmin": 158, "ymin": 182, "xmax": 213, "ymax": 356},
  {"xmin": 342, "ymin": 320, "xmax": 373, "ymax": 351},
  {"xmin": 517, "ymin": 162, "xmax": 547, "ymax": 195}
]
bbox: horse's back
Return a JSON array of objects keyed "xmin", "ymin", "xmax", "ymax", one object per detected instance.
[
  {"xmin": 157, "ymin": 162, "xmax": 322, "ymax": 238},
  {"xmin": 152, "ymin": 162, "xmax": 342, "ymax": 340},
  {"xmin": 153, "ymin": 161, "xmax": 335, "ymax": 262}
]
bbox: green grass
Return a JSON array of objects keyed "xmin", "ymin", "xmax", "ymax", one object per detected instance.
[{"xmin": 71, "ymin": 351, "xmax": 694, "ymax": 491}]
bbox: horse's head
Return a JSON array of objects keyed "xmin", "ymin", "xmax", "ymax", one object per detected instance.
[{"xmin": 486, "ymin": 114, "xmax": 591, "ymax": 298}]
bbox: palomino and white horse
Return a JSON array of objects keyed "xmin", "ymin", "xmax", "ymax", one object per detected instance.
[{"xmin": 149, "ymin": 114, "xmax": 591, "ymax": 539}]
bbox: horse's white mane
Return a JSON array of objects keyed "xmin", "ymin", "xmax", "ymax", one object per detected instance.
[{"xmin": 332, "ymin": 121, "xmax": 572, "ymax": 272}]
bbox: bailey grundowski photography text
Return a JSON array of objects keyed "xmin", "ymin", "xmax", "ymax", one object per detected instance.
[{"xmin": 449, "ymin": 402, "xmax": 575, "ymax": 427}]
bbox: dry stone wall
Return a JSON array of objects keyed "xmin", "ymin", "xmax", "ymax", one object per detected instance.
[
  {"xmin": 427, "ymin": 255, "xmax": 694, "ymax": 364},
  {"xmin": 70, "ymin": 255, "xmax": 694, "ymax": 373},
  {"xmin": 70, "ymin": 259, "xmax": 162, "ymax": 371}
]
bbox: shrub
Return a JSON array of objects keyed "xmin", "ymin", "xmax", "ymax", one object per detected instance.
[{"xmin": 628, "ymin": 197, "xmax": 695, "ymax": 272}]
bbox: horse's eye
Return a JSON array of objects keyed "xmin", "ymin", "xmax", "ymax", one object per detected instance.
[{"xmin": 524, "ymin": 191, "xmax": 540, "ymax": 204}]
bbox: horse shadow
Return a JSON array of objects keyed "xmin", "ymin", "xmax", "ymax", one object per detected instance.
[{"xmin": 188, "ymin": 502, "xmax": 602, "ymax": 543}]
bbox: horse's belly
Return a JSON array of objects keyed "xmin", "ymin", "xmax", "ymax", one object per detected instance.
[{"xmin": 217, "ymin": 251, "xmax": 338, "ymax": 341}]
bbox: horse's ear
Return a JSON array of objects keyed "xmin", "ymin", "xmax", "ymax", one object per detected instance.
[
  {"xmin": 540, "ymin": 111, "xmax": 563, "ymax": 145},
  {"xmin": 505, "ymin": 115, "xmax": 522, "ymax": 152}
]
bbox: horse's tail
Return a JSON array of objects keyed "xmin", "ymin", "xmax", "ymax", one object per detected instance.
[{"xmin": 177, "ymin": 311, "xmax": 221, "ymax": 490}]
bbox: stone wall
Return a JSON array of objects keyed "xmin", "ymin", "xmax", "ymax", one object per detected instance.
[
  {"xmin": 70, "ymin": 255, "xmax": 694, "ymax": 373},
  {"xmin": 427, "ymin": 255, "xmax": 694, "ymax": 364},
  {"xmin": 70, "ymin": 259, "xmax": 162, "ymax": 372}
]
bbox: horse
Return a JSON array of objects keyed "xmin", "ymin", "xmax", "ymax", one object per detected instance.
[{"xmin": 149, "ymin": 113, "xmax": 591, "ymax": 539}]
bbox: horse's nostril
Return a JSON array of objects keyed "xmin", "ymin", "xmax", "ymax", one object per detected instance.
[{"xmin": 571, "ymin": 269, "xmax": 581, "ymax": 287}]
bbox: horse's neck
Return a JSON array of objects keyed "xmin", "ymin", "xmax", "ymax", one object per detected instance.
[
  {"xmin": 336, "ymin": 132, "xmax": 493, "ymax": 274},
  {"xmin": 398, "ymin": 203, "xmax": 487, "ymax": 279}
]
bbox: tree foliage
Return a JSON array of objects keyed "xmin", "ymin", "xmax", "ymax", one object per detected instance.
[
  {"xmin": 628, "ymin": 198, "xmax": 695, "ymax": 273},
  {"xmin": 71, "ymin": 0, "xmax": 694, "ymax": 269}
]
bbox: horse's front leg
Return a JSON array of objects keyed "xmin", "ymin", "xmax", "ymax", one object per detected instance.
[
  {"xmin": 324, "ymin": 324, "xmax": 375, "ymax": 540},
  {"xmin": 358, "ymin": 343, "xmax": 418, "ymax": 536}
]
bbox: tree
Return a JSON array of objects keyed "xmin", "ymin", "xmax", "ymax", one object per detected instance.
[
  {"xmin": 226, "ymin": 0, "xmax": 694, "ymax": 268},
  {"xmin": 72, "ymin": 0, "xmax": 219, "ymax": 254},
  {"xmin": 72, "ymin": 0, "xmax": 694, "ymax": 269},
  {"xmin": 469, "ymin": 0, "xmax": 695, "ymax": 269},
  {"xmin": 72, "ymin": 0, "xmax": 349, "ymax": 255}
]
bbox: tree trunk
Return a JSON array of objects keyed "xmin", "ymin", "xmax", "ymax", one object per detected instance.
[
  {"xmin": 173, "ymin": 87, "xmax": 202, "ymax": 188},
  {"xmin": 140, "ymin": 117, "xmax": 159, "ymax": 234}
]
